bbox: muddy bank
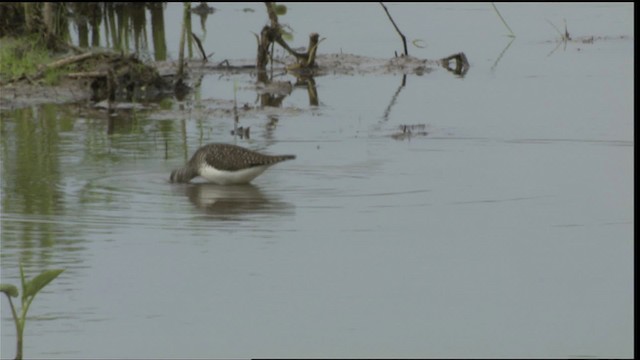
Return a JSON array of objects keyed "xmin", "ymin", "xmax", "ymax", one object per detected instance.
[
  {"xmin": 185, "ymin": 52, "xmax": 465, "ymax": 77},
  {"xmin": 0, "ymin": 78, "xmax": 88, "ymax": 110},
  {"xmin": 1, "ymin": 50, "xmax": 175, "ymax": 111},
  {"xmin": 0, "ymin": 52, "xmax": 468, "ymax": 111}
]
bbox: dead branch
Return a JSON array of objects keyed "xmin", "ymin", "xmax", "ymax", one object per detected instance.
[
  {"xmin": 66, "ymin": 71, "xmax": 107, "ymax": 78},
  {"xmin": 191, "ymin": 32, "xmax": 209, "ymax": 62},
  {"xmin": 43, "ymin": 52, "xmax": 97, "ymax": 71},
  {"xmin": 380, "ymin": 2, "xmax": 408, "ymax": 56}
]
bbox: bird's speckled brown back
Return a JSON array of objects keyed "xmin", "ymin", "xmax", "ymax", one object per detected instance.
[
  {"xmin": 193, "ymin": 143, "xmax": 295, "ymax": 171},
  {"xmin": 170, "ymin": 143, "xmax": 295, "ymax": 183}
]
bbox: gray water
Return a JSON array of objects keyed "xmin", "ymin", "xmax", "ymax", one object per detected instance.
[{"xmin": 0, "ymin": 3, "xmax": 634, "ymax": 358}]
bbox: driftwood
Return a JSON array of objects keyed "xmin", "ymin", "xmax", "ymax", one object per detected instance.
[
  {"xmin": 43, "ymin": 52, "xmax": 96, "ymax": 71},
  {"xmin": 66, "ymin": 71, "xmax": 107, "ymax": 78}
]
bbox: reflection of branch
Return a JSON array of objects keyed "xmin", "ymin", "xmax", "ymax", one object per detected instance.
[
  {"xmin": 546, "ymin": 18, "xmax": 571, "ymax": 41},
  {"xmin": 490, "ymin": 36, "xmax": 514, "ymax": 72},
  {"xmin": 545, "ymin": 19, "xmax": 570, "ymax": 57},
  {"xmin": 491, "ymin": 2, "xmax": 515, "ymax": 37},
  {"xmin": 382, "ymin": 74, "xmax": 407, "ymax": 121},
  {"xmin": 293, "ymin": 76, "xmax": 319, "ymax": 106},
  {"xmin": 306, "ymin": 77, "xmax": 318, "ymax": 106},
  {"xmin": 380, "ymin": 2, "xmax": 408, "ymax": 56},
  {"xmin": 546, "ymin": 38, "xmax": 566, "ymax": 57}
]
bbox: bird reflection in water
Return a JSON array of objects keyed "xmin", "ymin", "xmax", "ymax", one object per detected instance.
[{"xmin": 178, "ymin": 183, "xmax": 294, "ymax": 220}]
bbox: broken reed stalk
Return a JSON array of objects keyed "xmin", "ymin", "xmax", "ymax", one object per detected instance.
[
  {"xmin": 379, "ymin": 2, "xmax": 408, "ymax": 56},
  {"xmin": 265, "ymin": 1, "xmax": 279, "ymax": 28},
  {"xmin": 256, "ymin": 26, "xmax": 272, "ymax": 71},
  {"xmin": 282, "ymin": 33, "xmax": 321, "ymax": 70},
  {"xmin": 177, "ymin": 2, "xmax": 190, "ymax": 79},
  {"xmin": 303, "ymin": 33, "xmax": 320, "ymax": 67},
  {"xmin": 257, "ymin": 3, "xmax": 320, "ymax": 71}
]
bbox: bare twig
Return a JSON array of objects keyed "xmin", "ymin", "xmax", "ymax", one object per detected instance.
[
  {"xmin": 191, "ymin": 32, "xmax": 208, "ymax": 62},
  {"xmin": 379, "ymin": 2, "xmax": 408, "ymax": 56}
]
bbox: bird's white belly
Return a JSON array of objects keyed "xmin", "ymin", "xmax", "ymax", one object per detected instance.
[{"xmin": 198, "ymin": 164, "xmax": 270, "ymax": 185}]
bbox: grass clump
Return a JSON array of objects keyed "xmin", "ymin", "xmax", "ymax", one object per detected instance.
[{"xmin": 0, "ymin": 35, "xmax": 56, "ymax": 83}]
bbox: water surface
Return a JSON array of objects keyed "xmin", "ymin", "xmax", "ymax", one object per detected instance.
[{"xmin": 0, "ymin": 2, "xmax": 634, "ymax": 358}]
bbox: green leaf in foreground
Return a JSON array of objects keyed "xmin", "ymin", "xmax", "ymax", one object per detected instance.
[
  {"xmin": 3, "ymin": 264, "xmax": 65, "ymax": 360},
  {"xmin": 0, "ymin": 284, "xmax": 19, "ymax": 297},
  {"xmin": 23, "ymin": 269, "xmax": 65, "ymax": 298}
]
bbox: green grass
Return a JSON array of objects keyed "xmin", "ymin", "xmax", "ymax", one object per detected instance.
[
  {"xmin": 42, "ymin": 68, "xmax": 63, "ymax": 85},
  {"xmin": 0, "ymin": 36, "xmax": 55, "ymax": 83}
]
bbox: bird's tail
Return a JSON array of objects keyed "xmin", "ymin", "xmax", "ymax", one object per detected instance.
[{"xmin": 273, "ymin": 154, "xmax": 296, "ymax": 163}]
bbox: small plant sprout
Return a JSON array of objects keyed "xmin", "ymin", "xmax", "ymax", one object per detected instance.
[{"xmin": 1, "ymin": 263, "xmax": 65, "ymax": 360}]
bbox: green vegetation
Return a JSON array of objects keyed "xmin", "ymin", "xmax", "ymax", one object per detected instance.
[
  {"xmin": 0, "ymin": 36, "xmax": 54, "ymax": 82},
  {"xmin": 42, "ymin": 67, "xmax": 63, "ymax": 86},
  {"xmin": 0, "ymin": 263, "xmax": 65, "ymax": 360}
]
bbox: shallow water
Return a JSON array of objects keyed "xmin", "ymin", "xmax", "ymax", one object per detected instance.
[{"xmin": 0, "ymin": 3, "xmax": 634, "ymax": 358}]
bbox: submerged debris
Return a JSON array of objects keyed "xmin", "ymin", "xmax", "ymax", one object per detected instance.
[
  {"xmin": 3, "ymin": 50, "xmax": 175, "ymax": 104},
  {"xmin": 386, "ymin": 56, "xmax": 432, "ymax": 76},
  {"xmin": 390, "ymin": 124, "xmax": 429, "ymax": 140},
  {"xmin": 73, "ymin": 52, "xmax": 174, "ymax": 102},
  {"xmin": 231, "ymin": 126, "xmax": 250, "ymax": 139},
  {"xmin": 440, "ymin": 52, "xmax": 469, "ymax": 76}
]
